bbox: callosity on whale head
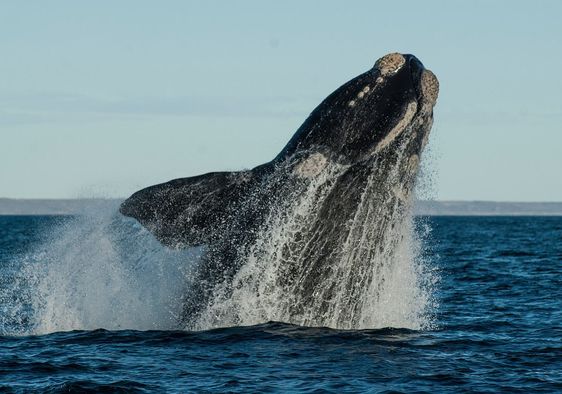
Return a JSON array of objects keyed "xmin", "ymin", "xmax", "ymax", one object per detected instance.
[{"xmin": 278, "ymin": 53, "xmax": 439, "ymax": 166}]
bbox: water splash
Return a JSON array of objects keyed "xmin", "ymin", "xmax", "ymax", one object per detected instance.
[
  {"xmin": 193, "ymin": 151, "xmax": 436, "ymax": 330},
  {"xmin": 2, "ymin": 157, "xmax": 435, "ymax": 334},
  {"xmin": 1, "ymin": 201, "xmax": 195, "ymax": 335}
]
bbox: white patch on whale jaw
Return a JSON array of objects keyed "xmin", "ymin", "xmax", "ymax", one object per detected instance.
[
  {"xmin": 421, "ymin": 70, "xmax": 439, "ymax": 109},
  {"xmin": 373, "ymin": 101, "xmax": 418, "ymax": 154},
  {"xmin": 293, "ymin": 152, "xmax": 329, "ymax": 178}
]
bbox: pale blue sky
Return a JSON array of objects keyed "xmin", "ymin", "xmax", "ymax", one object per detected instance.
[{"xmin": 1, "ymin": 1, "xmax": 561, "ymax": 201}]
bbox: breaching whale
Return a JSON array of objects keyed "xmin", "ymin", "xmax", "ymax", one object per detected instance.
[{"xmin": 120, "ymin": 53, "xmax": 439, "ymax": 330}]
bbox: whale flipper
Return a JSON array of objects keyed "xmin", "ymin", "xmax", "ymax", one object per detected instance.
[{"xmin": 120, "ymin": 169, "xmax": 264, "ymax": 248}]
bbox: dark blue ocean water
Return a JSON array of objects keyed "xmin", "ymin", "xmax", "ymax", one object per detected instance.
[{"xmin": 0, "ymin": 215, "xmax": 561, "ymax": 393}]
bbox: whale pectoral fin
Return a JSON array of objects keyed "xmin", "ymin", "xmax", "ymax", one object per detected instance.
[{"xmin": 119, "ymin": 170, "xmax": 255, "ymax": 248}]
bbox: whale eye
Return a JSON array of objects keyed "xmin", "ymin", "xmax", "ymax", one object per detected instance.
[{"xmin": 374, "ymin": 53, "xmax": 406, "ymax": 76}]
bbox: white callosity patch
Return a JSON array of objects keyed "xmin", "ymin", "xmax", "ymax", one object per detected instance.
[
  {"xmin": 421, "ymin": 70, "xmax": 439, "ymax": 107},
  {"xmin": 349, "ymin": 84, "xmax": 376, "ymax": 107},
  {"xmin": 375, "ymin": 53, "xmax": 405, "ymax": 76},
  {"xmin": 420, "ymin": 70, "xmax": 439, "ymax": 115},
  {"xmin": 293, "ymin": 153, "xmax": 329, "ymax": 178},
  {"xmin": 357, "ymin": 85, "xmax": 371, "ymax": 100},
  {"xmin": 374, "ymin": 101, "xmax": 418, "ymax": 154}
]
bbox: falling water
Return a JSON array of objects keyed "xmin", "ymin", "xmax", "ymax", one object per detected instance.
[
  {"xmin": 2, "ymin": 153, "xmax": 434, "ymax": 335},
  {"xmin": 193, "ymin": 144, "xmax": 435, "ymax": 331}
]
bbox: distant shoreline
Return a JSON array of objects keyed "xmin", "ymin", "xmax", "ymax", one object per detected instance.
[
  {"xmin": 1, "ymin": 198, "xmax": 562, "ymax": 216},
  {"xmin": 413, "ymin": 200, "xmax": 562, "ymax": 216}
]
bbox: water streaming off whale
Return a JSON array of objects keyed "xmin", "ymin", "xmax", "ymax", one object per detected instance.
[
  {"xmin": 1, "ymin": 155, "xmax": 435, "ymax": 333},
  {"xmin": 193, "ymin": 141, "xmax": 434, "ymax": 330},
  {"xmin": 1, "ymin": 186, "xmax": 433, "ymax": 335}
]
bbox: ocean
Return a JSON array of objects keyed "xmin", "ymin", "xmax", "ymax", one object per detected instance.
[{"xmin": 0, "ymin": 214, "xmax": 560, "ymax": 392}]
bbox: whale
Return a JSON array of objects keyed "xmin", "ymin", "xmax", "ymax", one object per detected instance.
[{"xmin": 120, "ymin": 53, "xmax": 439, "ymax": 329}]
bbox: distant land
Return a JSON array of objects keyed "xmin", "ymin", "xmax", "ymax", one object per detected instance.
[
  {"xmin": 1, "ymin": 198, "xmax": 562, "ymax": 216},
  {"xmin": 414, "ymin": 200, "xmax": 562, "ymax": 216}
]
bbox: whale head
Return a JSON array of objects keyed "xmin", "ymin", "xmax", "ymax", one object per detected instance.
[{"xmin": 278, "ymin": 53, "xmax": 439, "ymax": 166}]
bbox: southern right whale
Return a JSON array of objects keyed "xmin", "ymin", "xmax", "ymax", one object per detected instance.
[{"xmin": 120, "ymin": 53, "xmax": 439, "ymax": 329}]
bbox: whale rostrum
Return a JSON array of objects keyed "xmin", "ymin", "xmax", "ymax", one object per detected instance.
[{"xmin": 120, "ymin": 53, "xmax": 439, "ymax": 329}]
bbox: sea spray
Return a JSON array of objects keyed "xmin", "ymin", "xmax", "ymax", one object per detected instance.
[
  {"xmin": 2, "ymin": 161, "xmax": 435, "ymax": 334},
  {"xmin": 1, "ymin": 201, "xmax": 195, "ymax": 335}
]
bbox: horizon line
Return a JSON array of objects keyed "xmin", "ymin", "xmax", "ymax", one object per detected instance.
[{"xmin": 2, "ymin": 197, "xmax": 562, "ymax": 204}]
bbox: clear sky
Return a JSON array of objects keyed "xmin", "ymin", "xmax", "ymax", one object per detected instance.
[{"xmin": 1, "ymin": 1, "xmax": 561, "ymax": 201}]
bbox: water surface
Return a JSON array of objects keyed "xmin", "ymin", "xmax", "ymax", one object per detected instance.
[{"xmin": 0, "ymin": 216, "xmax": 560, "ymax": 392}]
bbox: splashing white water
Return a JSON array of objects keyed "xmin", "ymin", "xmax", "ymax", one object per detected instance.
[
  {"xmin": 194, "ymin": 156, "xmax": 436, "ymax": 331},
  {"xmin": 2, "ymin": 201, "xmax": 196, "ymax": 335},
  {"xmin": 3, "ymin": 165, "xmax": 435, "ymax": 335}
]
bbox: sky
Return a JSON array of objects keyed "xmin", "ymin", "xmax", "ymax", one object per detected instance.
[{"xmin": 1, "ymin": 1, "xmax": 561, "ymax": 201}]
